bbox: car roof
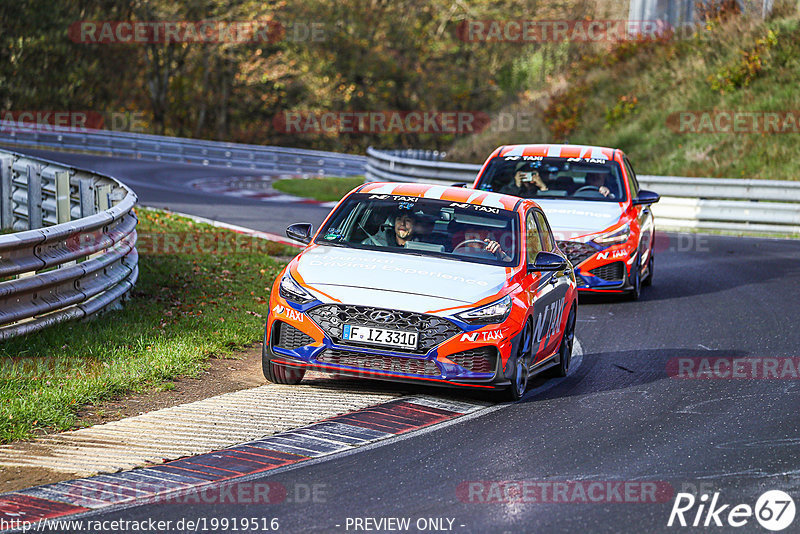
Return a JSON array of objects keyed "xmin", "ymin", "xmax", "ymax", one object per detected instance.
[
  {"xmin": 357, "ymin": 182, "xmax": 526, "ymax": 212},
  {"xmin": 492, "ymin": 144, "xmax": 619, "ymax": 161}
]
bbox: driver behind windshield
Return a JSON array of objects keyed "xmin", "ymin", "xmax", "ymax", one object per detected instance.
[
  {"xmin": 584, "ymin": 172, "xmax": 614, "ymax": 198},
  {"xmin": 363, "ymin": 204, "xmax": 511, "ymax": 261}
]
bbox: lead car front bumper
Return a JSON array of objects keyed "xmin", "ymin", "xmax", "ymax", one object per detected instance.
[{"xmin": 265, "ymin": 310, "xmax": 526, "ymax": 390}]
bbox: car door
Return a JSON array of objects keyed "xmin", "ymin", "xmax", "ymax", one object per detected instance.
[
  {"xmin": 623, "ymin": 156, "xmax": 654, "ymax": 269},
  {"xmin": 521, "ymin": 209, "xmax": 556, "ymax": 364},
  {"xmin": 532, "ymin": 209, "xmax": 570, "ymax": 358}
]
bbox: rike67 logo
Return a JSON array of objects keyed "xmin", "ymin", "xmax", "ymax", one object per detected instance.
[{"xmin": 668, "ymin": 490, "xmax": 795, "ymax": 531}]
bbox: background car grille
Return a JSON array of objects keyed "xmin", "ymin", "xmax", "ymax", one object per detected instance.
[
  {"xmin": 316, "ymin": 348, "xmax": 440, "ymax": 376},
  {"xmin": 306, "ymin": 305, "xmax": 461, "ymax": 355},
  {"xmin": 558, "ymin": 241, "xmax": 597, "ymax": 266},
  {"xmin": 588, "ymin": 261, "xmax": 625, "ymax": 281},
  {"xmin": 449, "ymin": 347, "xmax": 496, "ymax": 374},
  {"xmin": 273, "ymin": 321, "xmax": 314, "ymax": 350}
]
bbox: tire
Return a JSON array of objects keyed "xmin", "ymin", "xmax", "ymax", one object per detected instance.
[
  {"xmin": 547, "ymin": 305, "xmax": 576, "ymax": 378},
  {"xmin": 643, "ymin": 253, "xmax": 654, "ymax": 287},
  {"xmin": 627, "ymin": 253, "xmax": 642, "ymax": 301},
  {"xmin": 262, "ymin": 325, "xmax": 306, "ymax": 385},
  {"xmin": 501, "ymin": 321, "xmax": 533, "ymax": 402}
]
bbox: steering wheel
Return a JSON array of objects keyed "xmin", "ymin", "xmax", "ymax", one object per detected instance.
[
  {"xmin": 574, "ymin": 185, "xmax": 601, "ymax": 194},
  {"xmin": 452, "ymin": 239, "xmax": 488, "ymax": 253}
]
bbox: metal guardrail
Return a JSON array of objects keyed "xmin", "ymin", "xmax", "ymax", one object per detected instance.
[
  {"xmin": 365, "ymin": 147, "xmax": 800, "ymax": 235},
  {"xmin": 365, "ymin": 147, "xmax": 480, "ymax": 184},
  {"xmin": 636, "ymin": 175, "xmax": 800, "ymax": 234},
  {"xmin": 1, "ymin": 121, "xmax": 366, "ymax": 176},
  {"xmin": 0, "ymin": 148, "xmax": 138, "ymax": 340}
]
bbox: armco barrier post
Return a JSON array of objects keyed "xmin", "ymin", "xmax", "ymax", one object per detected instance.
[
  {"xmin": 96, "ymin": 184, "xmax": 111, "ymax": 211},
  {"xmin": 26, "ymin": 164, "xmax": 42, "ymax": 230},
  {"xmin": 55, "ymin": 170, "xmax": 71, "ymax": 224},
  {"xmin": 0, "ymin": 155, "xmax": 11, "ymax": 229},
  {"xmin": 79, "ymin": 179, "xmax": 94, "ymax": 217}
]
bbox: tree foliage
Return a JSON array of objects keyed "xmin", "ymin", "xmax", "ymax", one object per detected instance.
[{"xmin": 0, "ymin": 0, "xmax": 615, "ymax": 152}]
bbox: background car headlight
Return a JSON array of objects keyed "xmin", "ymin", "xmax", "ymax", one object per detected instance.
[
  {"xmin": 456, "ymin": 295, "xmax": 512, "ymax": 325},
  {"xmin": 592, "ymin": 223, "xmax": 630, "ymax": 245},
  {"xmin": 279, "ymin": 272, "xmax": 314, "ymax": 304}
]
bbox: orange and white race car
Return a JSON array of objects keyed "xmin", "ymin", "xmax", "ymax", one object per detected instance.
[
  {"xmin": 263, "ymin": 183, "xmax": 578, "ymax": 400},
  {"xmin": 473, "ymin": 144, "xmax": 660, "ymax": 299}
]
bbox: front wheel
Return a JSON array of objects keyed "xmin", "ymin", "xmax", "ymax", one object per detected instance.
[
  {"xmin": 262, "ymin": 327, "xmax": 306, "ymax": 385},
  {"xmin": 643, "ymin": 253, "xmax": 654, "ymax": 287},
  {"xmin": 502, "ymin": 321, "xmax": 532, "ymax": 401},
  {"xmin": 627, "ymin": 253, "xmax": 642, "ymax": 301},
  {"xmin": 547, "ymin": 305, "xmax": 576, "ymax": 378}
]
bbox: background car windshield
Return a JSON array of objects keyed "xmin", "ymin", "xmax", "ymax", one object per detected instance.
[
  {"xmin": 316, "ymin": 193, "xmax": 518, "ymax": 266},
  {"xmin": 476, "ymin": 156, "xmax": 627, "ymax": 202}
]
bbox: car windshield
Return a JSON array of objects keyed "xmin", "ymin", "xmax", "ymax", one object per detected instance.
[
  {"xmin": 315, "ymin": 193, "xmax": 519, "ymax": 266},
  {"xmin": 475, "ymin": 156, "xmax": 627, "ymax": 202}
]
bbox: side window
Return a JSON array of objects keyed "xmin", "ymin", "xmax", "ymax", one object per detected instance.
[
  {"xmin": 526, "ymin": 211, "xmax": 542, "ymax": 262},
  {"xmin": 623, "ymin": 157, "xmax": 640, "ymax": 198},
  {"xmin": 534, "ymin": 211, "xmax": 555, "ymax": 251}
]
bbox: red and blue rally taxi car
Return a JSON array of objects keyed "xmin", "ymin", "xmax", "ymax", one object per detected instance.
[
  {"xmin": 473, "ymin": 144, "xmax": 660, "ymax": 299},
  {"xmin": 263, "ymin": 183, "xmax": 578, "ymax": 400}
]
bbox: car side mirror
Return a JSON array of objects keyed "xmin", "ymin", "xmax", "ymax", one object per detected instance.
[
  {"xmin": 451, "ymin": 182, "xmax": 468, "ymax": 188},
  {"xmin": 632, "ymin": 190, "xmax": 660, "ymax": 206},
  {"xmin": 528, "ymin": 251, "xmax": 567, "ymax": 272},
  {"xmin": 286, "ymin": 223, "xmax": 314, "ymax": 244}
]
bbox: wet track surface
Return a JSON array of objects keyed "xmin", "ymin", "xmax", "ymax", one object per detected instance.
[{"xmin": 9, "ymin": 148, "xmax": 800, "ymax": 533}]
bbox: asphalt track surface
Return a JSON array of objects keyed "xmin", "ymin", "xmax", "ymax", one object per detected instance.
[{"xmin": 8, "ymin": 148, "xmax": 800, "ymax": 533}]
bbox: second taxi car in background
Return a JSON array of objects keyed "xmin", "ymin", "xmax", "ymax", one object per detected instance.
[{"xmin": 473, "ymin": 144, "xmax": 660, "ymax": 299}]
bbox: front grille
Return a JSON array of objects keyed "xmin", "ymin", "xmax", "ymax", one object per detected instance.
[
  {"xmin": 316, "ymin": 348, "xmax": 440, "ymax": 376},
  {"xmin": 449, "ymin": 347, "xmax": 496, "ymax": 373},
  {"xmin": 588, "ymin": 261, "xmax": 625, "ymax": 281},
  {"xmin": 306, "ymin": 305, "xmax": 461, "ymax": 355},
  {"xmin": 558, "ymin": 241, "xmax": 597, "ymax": 266},
  {"xmin": 273, "ymin": 321, "xmax": 314, "ymax": 350}
]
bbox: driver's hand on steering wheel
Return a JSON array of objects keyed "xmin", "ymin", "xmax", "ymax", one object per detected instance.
[
  {"xmin": 484, "ymin": 239, "xmax": 511, "ymax": 261},
  {"xmin": 599, "ymin": 185, "xmax": 611, "ymax": 197}
]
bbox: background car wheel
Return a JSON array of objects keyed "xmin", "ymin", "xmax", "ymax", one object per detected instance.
[
  {"xmin": 547, "ymin": 305, "xmax": 576, "ymax": 378},
  {"xmin": 627, "ymin": 253, "xmax": 642, "ymax": 300},
  {"xmin": 643, "ymin": 254, "xmax": 654, "ymax": 287},
  {"xmin": 262, "ymin": 327, "xmax": 306, "ymax": 385},
  {"xmin": 502, "ymin": 321, "xmax": 532, "ymax": 402}
]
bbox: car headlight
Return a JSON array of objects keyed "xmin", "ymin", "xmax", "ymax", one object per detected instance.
[
  {"xmin": 279, "ymin": 272, "xmax": 314, "ymax": 304},
  {"xmin": 455, "ymin": 295, "xmax": 512, "ymax": 325},
  {"xmin": 592, "ymin": 223, "xmax": 630, "ymax": 245}
]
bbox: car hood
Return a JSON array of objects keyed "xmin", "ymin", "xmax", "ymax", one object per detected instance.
[
  {"xmin": 294, "ymin": 246, "xmax": 510, "ymax": 314},
  {"xmin": 535, "ymin": 199, "xmax": 624, "ymax": 240}
]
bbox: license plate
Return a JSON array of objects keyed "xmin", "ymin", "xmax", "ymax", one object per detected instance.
[{"xmin": 342, "ymin": 325, "xmax": 418, "ymax": 350}]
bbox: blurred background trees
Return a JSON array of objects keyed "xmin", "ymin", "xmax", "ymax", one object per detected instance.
[{"xmin": 0, "ymin": 0, "xmax": 622, "ymax": 152}]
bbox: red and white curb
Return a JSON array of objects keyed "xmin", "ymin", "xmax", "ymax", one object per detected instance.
[{"xmin": 0, "ymin": 397, "xmax": 486, "ymax": 528}]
